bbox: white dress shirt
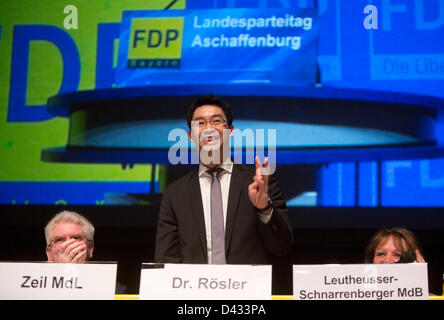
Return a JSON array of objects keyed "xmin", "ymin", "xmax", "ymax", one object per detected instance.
[{"xmin": 198, "ymin": 159, "xmax": 272, "ymax": 264}]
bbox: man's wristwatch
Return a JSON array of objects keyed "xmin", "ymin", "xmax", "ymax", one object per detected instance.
[{"xmin": 256, "ymin": 198, "xmax": 273, "ymax": 212}]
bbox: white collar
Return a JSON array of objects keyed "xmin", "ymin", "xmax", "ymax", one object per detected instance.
[{"xmin": 198, "ymin": 158, "xmax": 233, "ymax": 177}]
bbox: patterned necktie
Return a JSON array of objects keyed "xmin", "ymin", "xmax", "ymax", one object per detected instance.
[{"xmin": 208, "ymin": 168, "xmax": 226, "ymax": 264}]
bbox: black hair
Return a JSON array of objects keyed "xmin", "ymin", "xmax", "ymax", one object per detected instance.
[{"xmin": 186, "ymin": 94, "xmax": 234, "ymax": 128}]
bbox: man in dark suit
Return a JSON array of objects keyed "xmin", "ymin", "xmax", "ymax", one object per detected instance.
[{"xmin": 155, "ymin": 95, "xmax": 293, "ymax": 264}]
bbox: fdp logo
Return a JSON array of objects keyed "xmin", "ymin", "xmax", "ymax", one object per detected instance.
[{"xmin": 128, "ymin": 17, "xmax": 184, "ymax": 68}]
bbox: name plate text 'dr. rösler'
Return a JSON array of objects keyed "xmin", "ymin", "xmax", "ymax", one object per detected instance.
[{"xmin": 139, "ymin": 263, "xmax": 271, "ymax": 300}]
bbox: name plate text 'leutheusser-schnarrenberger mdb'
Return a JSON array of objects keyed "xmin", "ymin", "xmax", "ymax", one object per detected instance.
[{"xmin": 293, "ymin": 263, "xmax": 428, "ymax": 300}]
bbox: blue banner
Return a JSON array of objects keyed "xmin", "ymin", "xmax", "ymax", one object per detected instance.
[{"xmin": 116, "ymin": 8, "xmax": 319, "ymax": 87}]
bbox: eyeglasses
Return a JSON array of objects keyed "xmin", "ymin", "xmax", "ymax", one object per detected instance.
[
  {"xmin": 192, "ymin": 117, "xmax": 228, "ymax": 128},
  {"xmin": 49, "ymin": 235, "xmax": 90, "ymax": 247}
]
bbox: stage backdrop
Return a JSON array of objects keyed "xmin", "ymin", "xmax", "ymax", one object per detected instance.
[{"xmin": 1, "ymin": 0, "xmax": 444, "ymax": 207}]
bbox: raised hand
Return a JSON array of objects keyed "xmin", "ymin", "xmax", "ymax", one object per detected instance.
[{"xmin": 248, "ymin": 156, "xmax": 271, "ymax": 214}]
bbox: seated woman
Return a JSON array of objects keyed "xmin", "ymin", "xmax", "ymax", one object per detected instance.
[{"xmin": 364, "ymin": 227, "xmax": 425, "ymax": 264}]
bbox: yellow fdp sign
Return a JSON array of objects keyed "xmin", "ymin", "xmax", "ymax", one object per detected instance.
[{"xmin": 128, "ymin": 17, "xmax": 184, "ymax": 68}]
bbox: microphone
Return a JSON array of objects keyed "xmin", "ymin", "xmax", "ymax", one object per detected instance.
[{"xmin": 397, "ymin": 251, "xmax": 417, "ymax": 263}]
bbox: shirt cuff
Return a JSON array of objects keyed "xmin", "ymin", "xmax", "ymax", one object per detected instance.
[{"xmin": 257, "ymin": 208, "xmax": 273, "ymax": 224}]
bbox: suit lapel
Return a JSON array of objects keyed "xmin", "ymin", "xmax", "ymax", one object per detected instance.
[
  {"xmin": 225, "ymin": 164, "xmax": 246, "ymax": 252},
  {"xmin": 187, "ymin": 169, "xmax": 208, "ymax": 260}
]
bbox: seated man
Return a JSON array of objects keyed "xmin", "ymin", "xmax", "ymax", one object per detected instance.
[
  {"xmin": 45, "ymin": 210, "xmax": 94, "ymax": 263},
  {"xmin": 44, "ymin": 210, "xmax": 126, "ymax": 293}
]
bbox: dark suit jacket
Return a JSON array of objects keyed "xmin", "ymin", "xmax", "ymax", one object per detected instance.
[{"xmin": 154, "ymin": 164, "xmax": 294, "ymax": 264}]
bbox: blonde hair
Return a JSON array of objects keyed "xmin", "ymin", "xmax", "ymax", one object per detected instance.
[{"xmin": 44, "ymin": 211, "xmax": 94, "ymax": 246}]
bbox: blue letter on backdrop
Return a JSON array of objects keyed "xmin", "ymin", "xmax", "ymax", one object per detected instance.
[{"xmin": 8, "ymin": 25, "xmax": 80, "ymax": 122}]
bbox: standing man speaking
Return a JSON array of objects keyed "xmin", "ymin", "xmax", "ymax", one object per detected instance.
[{"xmin": 155, "ymin": 94, "xmax": 293, "ymax": 264}]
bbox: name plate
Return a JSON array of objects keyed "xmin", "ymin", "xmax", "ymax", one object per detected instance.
[
  {"xmin": 139, "ymin": 263, "xmax": 271, "ymax": 300},
  {"xmin": 293, "ymin": 264, "xmax": 428, "ymax": 300},
  {"xmin": 0, "ymin": 262, "xmax": 117, "ymax": 300}
]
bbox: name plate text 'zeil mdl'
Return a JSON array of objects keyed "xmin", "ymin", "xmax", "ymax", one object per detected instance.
[
  {"xmin": 139, "ymin": 263, "xmax": 271, "ymax": 300},
  {"xmin": 293, "ymin": 263, "xmax": 428, "ymax": 300},
  {"xmin": 0, "ymin": 262, "xmax": 117, "ymax": 300}
]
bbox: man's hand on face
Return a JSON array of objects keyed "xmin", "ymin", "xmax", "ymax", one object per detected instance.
[{"xmin": 50, "ymin": 238, "xmax": 88, "ymax": 263}]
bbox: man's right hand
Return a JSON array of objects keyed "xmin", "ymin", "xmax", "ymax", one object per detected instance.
[{"xmin": 50, "ymin": 239, "xmax": 87, "ymax": 263}]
